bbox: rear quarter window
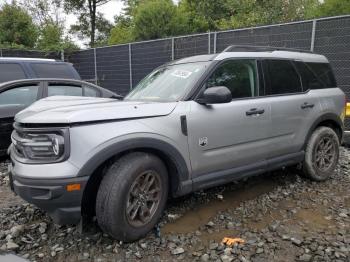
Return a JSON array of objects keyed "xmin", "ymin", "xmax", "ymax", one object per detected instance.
[
  {"xmin": 0, "ymin": 63, "xmax": 26, "ymax": 82},
  {"xmin": 30, "ymin": 63, "xmax": 78, "ymax": 79},
  {"xmin": 305, "ymin": 62, "xmax": 337, "ymax": 88}
]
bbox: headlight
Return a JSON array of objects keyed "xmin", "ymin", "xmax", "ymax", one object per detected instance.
[{"xmin": 11, "ymin": 125, "xmax": 70, "ymax": 163}]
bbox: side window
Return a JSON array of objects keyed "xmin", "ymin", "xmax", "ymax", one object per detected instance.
[
  {"xmin": 265, "ymin": 60, "xmax": 302, "ymax": 95},
  {"xmin": 31, "ymin": 63, "xmax": 77, "ymax": 79},
  {"xmin": 48, "ymin": 84, "xmax": 82, "ymax": 97},
  {"xmin": 0, "ymin": 85, "xmax": 39, "ymax": 106},
  {"xmin": 205, "ymin": 60, "xmax": 258, "ymax": 99},
  {"xmin": 295, "ymin": 62, "xmax": 324, "ymax": 90},
  {"xmin": 0, "ymin": 63, "xmax": 26, "ymax": 83},
  {"xmin": 306, "ymin": 63, "xmax": 337, "ymax": 88},
  {"xmin": 84, "ymin": 86, "xmax": 99, "ymax": 97}
]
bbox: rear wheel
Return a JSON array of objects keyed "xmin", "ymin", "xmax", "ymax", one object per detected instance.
[
  {"xmin": 303, "ymin": 126, "xmax": 340, "ymax": 181},
  {"xmin": 96, "ymin": 152, "xmax": 168, "ymax": 242}
]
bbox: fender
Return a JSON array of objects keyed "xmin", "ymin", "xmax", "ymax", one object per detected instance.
[
  {"xmin": 77, "ymin": 137, "xmax": 192, "ymax": 196},
  {"xmin": 303, "ymin": 113, "xmax": 344, "ymax": 149}
]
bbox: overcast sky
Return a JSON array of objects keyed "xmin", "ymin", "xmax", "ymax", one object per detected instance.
[
  {"xmin": 66, "ymin": 0, "xmax": 125, "ymax": 47},
  {"xmin": 66, "ymin": 0, "xmax": 124, "ymax": 28}
]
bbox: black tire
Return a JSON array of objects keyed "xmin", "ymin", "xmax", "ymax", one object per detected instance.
[
  {"xmin": 96, "ymin": 152, "xmax": 168, "ymax": 242},
  {"xmin": 303, "ymin": 126, "xmax": 340, "ymax": 181}
]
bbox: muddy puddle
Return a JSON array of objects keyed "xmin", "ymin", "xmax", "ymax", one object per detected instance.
[{"xmin": 162, "ymin": 177, "xmax": 278, "ymax": 234}]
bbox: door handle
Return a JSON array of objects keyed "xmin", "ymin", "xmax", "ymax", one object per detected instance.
[
  {"xmin": 246, "ymin": 108, "xmax": 265, "ymax": 116},
  {"xmin": 301, "ymin": 102, "xmax": 314, "ymax": 109}
]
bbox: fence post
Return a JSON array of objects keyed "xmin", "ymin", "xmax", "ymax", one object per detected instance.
[
  {"xmin": 94, "ymin": 48, "xmax": 97, "ymax": 85},
  {"xmin": 171, "ymin": 37, "xmax": 175, "ymax": 60},
  {"xmin": 208, "ymin": 32, "xmax": 211, "ymax": 54},
  {"xmin": 61, "ymin": 50, "xmax": 64, "ymax": 61},
  {"xmin": 129, "ymin": 43, "xmax": 133, "ymax": 90},
  {"xmin": 310, "ymin": 20, "xmax": 317, "ymax": 52},
  {"xmin": 213, "ymin": 32, "xmax": 217, "ymax": 53}
]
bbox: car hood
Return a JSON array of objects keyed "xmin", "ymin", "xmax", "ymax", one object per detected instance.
[{"xmin": 15, "ymin": 96, "xmax": 177, "ymax": 124}]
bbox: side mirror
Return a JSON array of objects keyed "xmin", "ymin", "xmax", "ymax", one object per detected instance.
[{"xmin": 197, "ymin": 86, "xmax": 232, "ymax": 104}]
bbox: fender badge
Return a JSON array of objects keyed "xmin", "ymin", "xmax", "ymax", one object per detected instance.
[{"xmin": 199, "ymin": 137, "xmax": 208, "ymax": 147}]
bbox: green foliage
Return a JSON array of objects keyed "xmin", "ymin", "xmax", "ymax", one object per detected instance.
[
  {"xmin": 0, "ymin": 3, "xmax": 38, "ymax": 48},
  {"xmin": 305, "ymin": 0, "xmax": 350, "ymax": 19},
  {"xmin": 179, "ymin": 0, "xmax": 232, "ymax": 31},
  {"xmin": 132, "ymin": 0, "xmax": 188, "ymax": 40},
  {"xmin": 109, "ymin": 16, "xmax": 134, "ymax": 45},
  {"xmin": 37, "ymin": 22, "xmax": 79, "ymax": 51}
]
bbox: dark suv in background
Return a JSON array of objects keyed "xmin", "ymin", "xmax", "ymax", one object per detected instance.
[
  {"xmin": 0, "ymin": 57, "xmax": 80, "ymax": 83},
  {"xmin": 0, "ymin": 58, "xmax": 121, "ymax": 156}
]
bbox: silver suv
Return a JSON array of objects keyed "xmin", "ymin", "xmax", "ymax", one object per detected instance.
[{"xmin": 9, "ymin": 46, "xmax": 346, "ymax": 242}]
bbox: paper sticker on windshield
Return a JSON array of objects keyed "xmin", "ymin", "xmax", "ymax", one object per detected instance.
[{"xmin": 171, "ymin": 69, "xmax": 192, "ymax": 79}]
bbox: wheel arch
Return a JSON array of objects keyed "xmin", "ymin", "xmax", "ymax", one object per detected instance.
[
  {"xmin": 79, "ymin": 137, "xmax": 192, "ymax": 218},
  {"xmin": 304, "ymin": 113, "xmax": 344, "ymax": 149}
]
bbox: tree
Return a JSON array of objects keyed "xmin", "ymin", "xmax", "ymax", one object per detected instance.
[
  {"xmin": 132, "ymin": 0, "xmax": 190, "ymax": 40},
  {"xmin": 305, "ymin": 0, "xmax": 350, "ymax": 18},
  {"xmin": 64, "ymin": 0, "xmax": 112, "ymax": 47},
  {"xmin": 0, "ymin": 3, "xmax": 38, "ymax": 48},
  {"xmin": 19, "ymin": 0, "xmax": 63, "ymax": 26},
  {"xmin": 109, "ymin": 15, "xmax": 134, "ymax": 45},
  {"xmin": 217, "ymin": 0, "xmax": 319, "ymax": 30},
  {"xmin": 179, "ymin": 0, "xmax": 232, "ymax": 31},
  {"xmin": 36, "ymin": 22, "xmax": 79, "ymax": 51}
]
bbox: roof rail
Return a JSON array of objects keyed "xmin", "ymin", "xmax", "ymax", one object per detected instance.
[
  {"xmin": 0, "ymin": 57, "xmax": 56, "ymax": 61},
  {"xmin": 223, "ymin": 45, "xmax": 313, "ymax": 54}
]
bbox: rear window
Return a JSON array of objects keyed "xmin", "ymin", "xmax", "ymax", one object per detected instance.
[
  {"xmin": 305, "ymin": 62, "xmax": 337, "ymax": 88},
  {"xmin": 0, "ymin": 63, "xmax": 26, "ymax": 82},
  {"xmin": 48, "ymin": 84, "xmax": 82, "ymax": 97},
  {"xmin": 295, "ymin": 62, "xmax": 324, "ymax": 90},
  {"xmin": 31, "ymin": 63, "xmax": 78, "ymax": 79}
]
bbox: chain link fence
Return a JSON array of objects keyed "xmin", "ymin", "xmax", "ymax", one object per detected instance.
[{"xmin": 2, "ymin": 16, "xmax": 348, "ymax": 127}]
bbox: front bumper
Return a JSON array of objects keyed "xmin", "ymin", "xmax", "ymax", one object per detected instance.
[{"xmin": 9, "ymin": 168, "xmax": 89, "ymax": 225}]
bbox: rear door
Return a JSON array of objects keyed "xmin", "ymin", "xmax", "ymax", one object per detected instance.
[
  {"xmin": 187, "ymin": 59, "xmax": 271, "ymax": 178},
  {"xmin": 262, "ymin": 59, "xmax": 319, "ymax": 158},
  {"xmin": 0, "ymin": 82, "xmax": 42, "ymax": 153}
]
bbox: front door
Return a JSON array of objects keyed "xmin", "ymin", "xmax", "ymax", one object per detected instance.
[{"xmin": 187, "ymin": 59, "xmax": 271, "ymax": 178}]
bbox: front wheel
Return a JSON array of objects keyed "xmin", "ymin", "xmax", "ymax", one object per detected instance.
[
  {"xmin": 303, "ymin": 126, "xmax": 340, "ymax": 181},
  {"xmin": 96, "ymin": 152, "xmax": 168, "ymax": 242}
]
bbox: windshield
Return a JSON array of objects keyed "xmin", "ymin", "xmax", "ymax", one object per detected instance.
[{"xmin": 125, "ymin": 62, "xmax": 210, "ymax": 102}]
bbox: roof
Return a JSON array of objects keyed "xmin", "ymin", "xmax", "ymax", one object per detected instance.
[{"xmin": 0, "ymin": 57, "xmax": 56, "ymax": 62}]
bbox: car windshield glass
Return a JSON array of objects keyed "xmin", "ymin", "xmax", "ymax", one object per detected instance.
[{"xmin": 125, "ymin": 62, "xmax": 210, "ymax": 102}]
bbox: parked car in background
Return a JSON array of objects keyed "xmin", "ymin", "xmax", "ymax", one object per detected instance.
[
  {"xmin": 0, "ymin": 57, "xmax": 80, "ymax": 83},
  {"xmin": 0, "ymin": 79, "xmax": 121, "ymax": 155},
  {"xmin": 8, "ymin": 46, "xmax": 346, "ymax": 242}
]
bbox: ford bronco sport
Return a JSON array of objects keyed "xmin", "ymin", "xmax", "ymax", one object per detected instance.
[{"xmin": 9, "ymin": 46, "xmax": 346, "ymax": 242}]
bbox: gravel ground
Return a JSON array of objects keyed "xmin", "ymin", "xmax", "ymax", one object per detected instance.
[{"xmin": 0, "ymin": 148, "xmax": 349, "ymax": 262}]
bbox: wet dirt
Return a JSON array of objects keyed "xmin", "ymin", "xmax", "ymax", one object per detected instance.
[
  {"xmin": 162, "ymin": 176, "xmax": 278, "ymax": 234},
  {"xmin": 0, "ymin": 181, "xmax": 23, "ymax": 209}
]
